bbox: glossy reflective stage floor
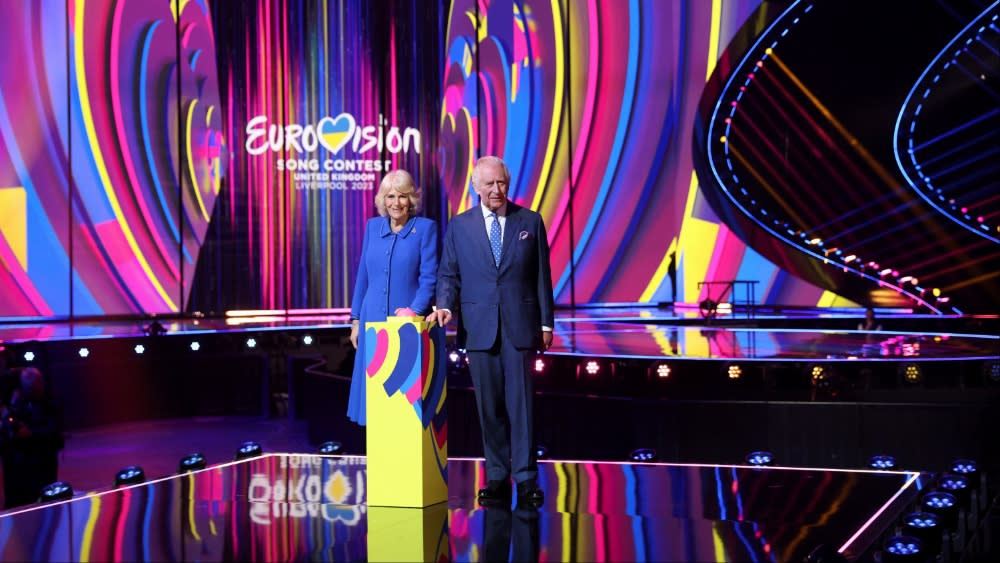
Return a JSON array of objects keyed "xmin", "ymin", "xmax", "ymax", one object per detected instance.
[{"xmin": 0, "ymin": 454, "xmax": 925, "ymax": 562}]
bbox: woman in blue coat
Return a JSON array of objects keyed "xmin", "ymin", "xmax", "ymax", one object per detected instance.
[{"xmin": 348, "ymin": 170, "xmax": 438, "ymax": 425}]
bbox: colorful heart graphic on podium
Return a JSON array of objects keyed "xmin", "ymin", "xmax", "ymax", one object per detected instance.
[{"xmin": 317, "ymin": 113, "xmax": 356, "ymax": 154}]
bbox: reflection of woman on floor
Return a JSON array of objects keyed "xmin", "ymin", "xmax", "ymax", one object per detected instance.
[{"xmin": 347, "ymin": 170, "xmax": 439, "ymax": 425}]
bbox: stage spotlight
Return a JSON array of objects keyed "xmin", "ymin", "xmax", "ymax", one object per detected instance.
[
  {"xmin": 246, "ymin": 338, "xmax": 257, "ymax": 349},
  {"xmin": 881, "ymin": 535, "xmax": 923, "ymax": 563},
  {"xmin": 114, "ymin": 465, "xmax": 146, "ymax": 487},
  {"xmin": 447, "ymin": 348, "xmax": 468, "ymax": 367},
  {"xmin": 745, "ymin": 451, "xmax": 774, "ymax": 466},
  {"xmin": 629, "ymin": 448, "xmax": 658, "ymax": 462},
  {"xmin": 902, "ymin": 512, "xmax": 942, "ymax": 553},
  {"xmin": 951, "ymin": 459, "xmax": 979, "ymax": 477},
  {"xmin": 190, "ymin": 341, "xmax": 201, "ymax": 351},
  {"xmin": 921, "ymin": 491, "xmax": 958, "ymax": 528},
  {"xmin": 726, "ymin": 364, "xmax": 742, "ymax": 380},
  {"xmin": 535, "ymin": 444, "xmax": 549, "ymax": 459},
  {"xmin": 534, "ymin": 357, "xmax": 546, "ymax": 373},
  {"xmin": 302, "ymin": 335, "xmax": 314, "ymax": 345},
  {"xmin": 869, "ymin": 454, "xmax": 897, "ymax": 470},
  {"xmin": 178, "ymin": 453, "xmax": 207, "ymax": 473},
  {"xmin": 898, "ymin": 363, "xmax": 922, "ymax": 385},
  {"xmin": 581, "ymin": 359, "xmax": 601, "ymax": 376},
  {"xmin": 78, "ymin": 347, "xmax": 90, "ymax": 358},
  {"xmin": 235, "ymin": 441, "xmax": 263, "ymax": 460},
  {"xmin": 134, "ymin": 344, "xmax": 145, "ymax": 355},
  {"xmin": 809, "ymin": 364, "xmax": 828, "ymax": 379},
  {"xmin": 39, "ymin": 481, "xmax": 73, "ymax": 503},
  {"xmin": 810, "ymin": 364, "xmax": 840, "ymax": 397},
  {"xmin": 983, "ymin": 361, "xmax": 1000, "ymax": 384},
  {"xmin": 23, "ymin": 351, "xmax": 34, "ymax": 362},
  {"xmin": 937, "ymin": 473, "xmax": 970, "ymax": 505},
  {"xmin": 318, "ymin": 440, "xmax": 343, "ymax": 454},
  {"xmin": 654, "ymin": 363, "xmax": 671, "ymax": 378}
]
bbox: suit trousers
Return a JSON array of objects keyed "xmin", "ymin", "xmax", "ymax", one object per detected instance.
[{"xmin": 467, "ymin": 317, "xmax": 537, "ymax": 484}]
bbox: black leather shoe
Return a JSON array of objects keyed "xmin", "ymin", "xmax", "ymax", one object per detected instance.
[
  {"xmin": 516, "ymin": 479, "xmax": 544, "ymax": 507},
  {"xmin": 478, "ymin": 479, "xmax": 512, "ymax": 503}
]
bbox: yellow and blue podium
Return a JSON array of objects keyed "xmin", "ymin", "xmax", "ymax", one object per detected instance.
[{"xmin": 364, "ymin": 316, "xmax": 447, "ymax": 507}]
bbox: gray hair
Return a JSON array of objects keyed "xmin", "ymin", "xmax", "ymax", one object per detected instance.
[{"xmin": 471, "ymin": 156, "xmax": 510, "ymax": 188}]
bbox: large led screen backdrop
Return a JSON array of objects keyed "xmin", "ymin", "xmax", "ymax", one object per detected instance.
[{"xmin": 0, "ymin": 0, "xmax": 845, "ymax": 319}]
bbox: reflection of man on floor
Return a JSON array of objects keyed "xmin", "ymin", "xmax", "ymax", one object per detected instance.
[
  {"xmin": 1, "ymin": 367, "xmax": 65, "ymax": 508},
  {"xmin": 483, "ymin": 505, "xmax": 540, "ymax": 562}
]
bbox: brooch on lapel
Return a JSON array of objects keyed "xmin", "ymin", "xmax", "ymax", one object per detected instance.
[{"xmin": 519, "ymin": 230, "xmax": 531, "ymax": 240}]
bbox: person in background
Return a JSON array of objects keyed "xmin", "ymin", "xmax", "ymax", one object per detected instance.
[
  {"xmin": 858, "ymin": 307, "xmax": 882, "ymax": 331},
  {"xmin": 0, "ymin": 367, "xmax": 65, "ymax": 508},
  {"xmin": 347, "ymin": 170, "xmax": 439, "ymax": 426}
]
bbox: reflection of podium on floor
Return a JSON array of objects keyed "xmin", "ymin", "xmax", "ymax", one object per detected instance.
[{"xmin": 364, "ymin": 316, "xmax": 447, "ymax": 508}]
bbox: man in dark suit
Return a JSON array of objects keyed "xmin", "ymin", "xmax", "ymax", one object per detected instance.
[{"xmin": 427, "ymin": 155, "xmax": 554, "ymax": 507}]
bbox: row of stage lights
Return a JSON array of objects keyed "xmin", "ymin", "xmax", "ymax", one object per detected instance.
[
  {"xmin": 448, "ymin": 349, "xmax": 1000, "ymax": 388},
  {"xmin": 15, "ymin": 334, "xmax": 318, "ymax": 362},
  {"xmin": 37, "ymin": 439, "xmax": 345, "ymax": 504}
]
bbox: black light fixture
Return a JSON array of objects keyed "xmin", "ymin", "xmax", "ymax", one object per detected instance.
[
  {"xmin": 745, "ymin": 451, "xmax": 774, "ymax": 466},
  {"xmin": 937, "ymin": 473, "xmax": 971, "ymax": 506},
  {"xmin": 950, "ymin": 458, "xmax": 983, "ymax": 511},
  {"xmin": 809, "ymin": 364, "xmax": 840, "ymax": 397},
  {"xmin": 318, "ymin": 440, "xmax": 343, "ymax": 454},
  {"xmin": 902, "ymin": 511, "xmax": 942, "ymax": 554},
  {"xmin": 629, "ymin": 448, "xmax": 658, "ymax": 462},
  {"xmin": 235, "ymin": 441, "xmax": 263, "ymax": 460},
  {"xmin": 881, "ymin": 535, "xmax": 924, "ymax": 563},
  {"xmin": 868, "ymin": 454, "xmax": 897, "ymax": 471},
  {"xmin": 898, "ymin": 363, "xmax": 922, "ymax": 386},
  {"xmin": 114, "ymin": 465, "xmax": 146, "ymax": 487},
  {"xmin": 39, "ymin": 481, "xmax": 73, "ymax": 503},
  {"xmin": 178, "ymin": 453, "xmax": 207, "ymax": 473},
  {"xmin": 921, "ymin": 491, "xmax": 959, "ymax": 528},
  {"xmin": 535, "ymin": 444, "xmax": 549, "ymax": 459}
]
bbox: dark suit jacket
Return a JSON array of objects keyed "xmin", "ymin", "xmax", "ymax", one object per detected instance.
[{"xmin": 437, "ymin": 202, "xmax": 555, "ymax": 351}]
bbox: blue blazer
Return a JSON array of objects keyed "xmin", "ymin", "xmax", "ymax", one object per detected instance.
[
  {"xmin": 437, "ymin": 202, "xmax": 554, "ymax": 351},
  {"xmin": 351, "ymin": 216, "xmax": 438, "ymax": 322}
]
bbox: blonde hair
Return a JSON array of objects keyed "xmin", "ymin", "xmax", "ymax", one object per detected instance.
[
  {"xmin": 374, "ymin": 169, "xmax": 421, "ymax": 216},
  {"xmin": 471, "ymin": 156, "xmax": 510, "ymax": 188}
]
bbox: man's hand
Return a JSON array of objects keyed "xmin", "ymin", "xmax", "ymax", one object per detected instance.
[
  {"xmin": 425, "ymin": 309, "xmax": 452, "ymax": 327},
  {"xmin": 350, "ymin": 320, "xmax": 359, "ymax": 349},
  {"xmin": 541, "ymin": 331, "xmax": 553, "ymax": 351}
]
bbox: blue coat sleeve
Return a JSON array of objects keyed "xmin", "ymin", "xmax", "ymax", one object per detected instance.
[
  {"xmin": 408, "ymin": 220, "xmax": 439, "ymax": 314},
  {"xmin": 350, "ymin": 222, "xmax": 370, "ymax": 320}
]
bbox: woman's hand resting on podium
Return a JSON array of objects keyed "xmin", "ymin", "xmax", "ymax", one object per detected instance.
[{"xmin": 394, "ymin": 307, "xmax": 418, "ymax": 317}]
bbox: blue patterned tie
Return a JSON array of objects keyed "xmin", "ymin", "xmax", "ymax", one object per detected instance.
[{"xmin": 489, "ymin": 212, "xmax": 502, "ymax": 267}]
